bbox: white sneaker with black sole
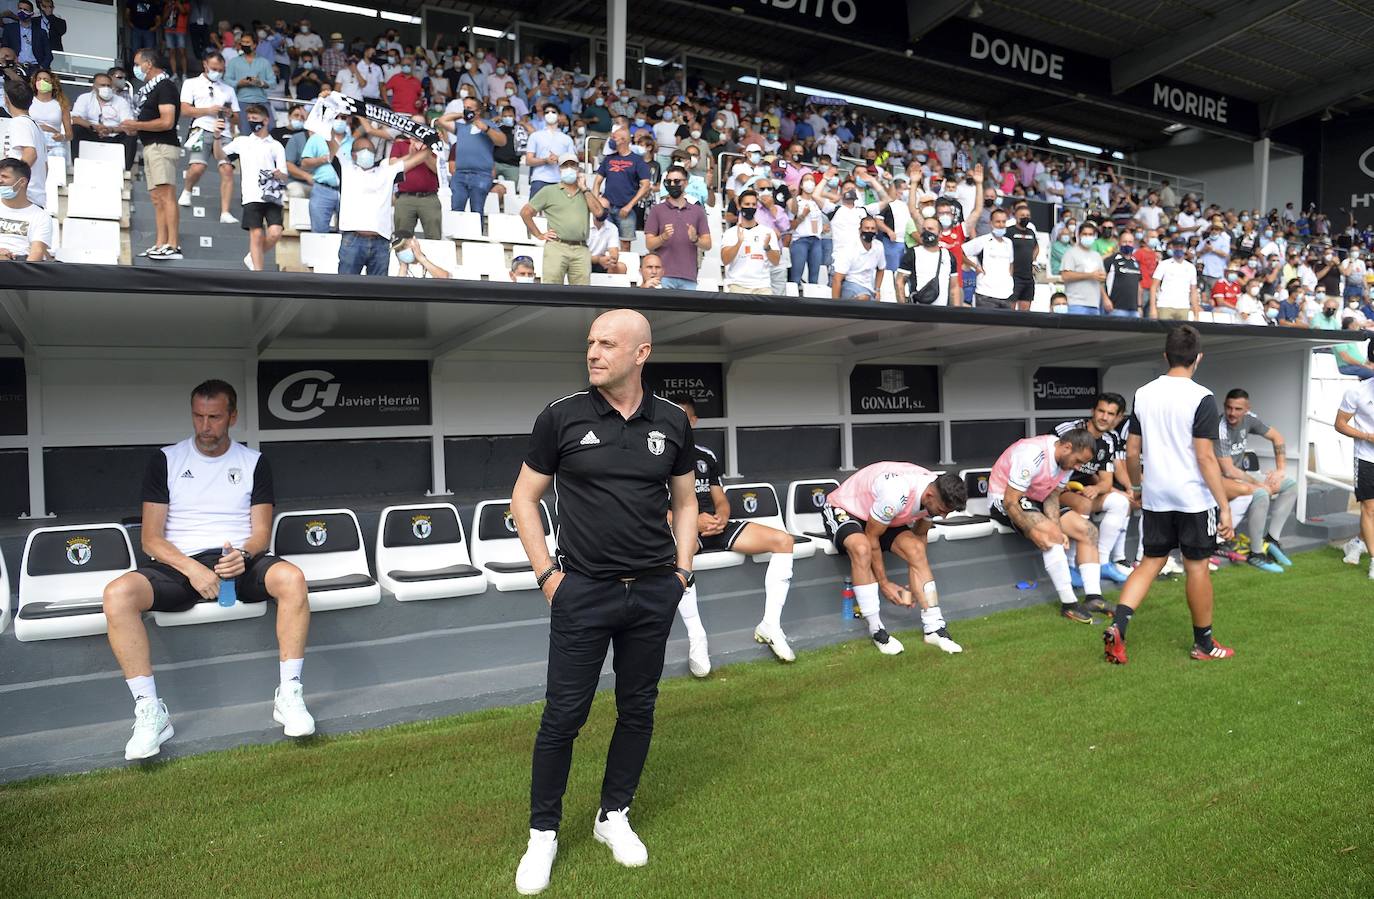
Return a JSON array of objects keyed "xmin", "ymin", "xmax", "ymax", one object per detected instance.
[
  {"xmin": 923, "ymin": 627, "xmax": 963, "ymax": 654},
  {"xmin": 872, "ymin": 628, "xmax": 904, "ymax": 655},
  {"xmin": 515, "ymin": 829, "xmax": 558, "ymax": 895},
  {"xmin": 1344, "ymin": 537, "xmax": 1365, "ymax": 565},
  {"xmin": 124, "ymin": 697, "xmax": 173, "ymax": 760},
  {"xmin": 753, "ymin": 621, "xmax": 796, "ymax": 662},
  {"xmin": 139, "ymin": 244, "xmax": 167, "ymax": 258},
  {"xmin": 593, "ymin": 808, "xmax": 648, "ymax": 867},
  {"xmin": 272, "ymin": 681, "xmax": 316, "ymax": 737},
  {"xmin": 687, "ymin": 633, "xmax": 710, "ymax": 678}
]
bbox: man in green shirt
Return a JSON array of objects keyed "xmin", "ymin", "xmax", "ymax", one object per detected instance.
[{"xmin": 521, "ymin": 153, "xmax": 604, "ymax": 285}]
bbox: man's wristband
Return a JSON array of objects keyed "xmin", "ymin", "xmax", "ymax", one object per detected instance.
[
  {"xmin": 536, "ymin": 564, "xmax": 559, "ymax": 588},
  {"xmin": 674, "ymin": 567, "xmax": 695, "ymax": 588}
]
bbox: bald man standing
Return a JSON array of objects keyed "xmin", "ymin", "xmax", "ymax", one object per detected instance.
[{"xmin": 511, "ymin": 309, "xmax": 698, "ymax": 895}]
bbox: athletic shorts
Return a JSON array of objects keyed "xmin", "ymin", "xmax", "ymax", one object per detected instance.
[
  {"xmin": 142, "ymin": 142, "xmax": 181, "ymax": 189},
  {"xmin": 1357, "ymin": 459, "xmax": 1374, "ymax": 502},
  {"xmin": 187, "ymin": 132, "xmax": 233, "ymax": 169},
  {"xmin": 1141, "ymin": 509, "xmax": 1218, "ymax": 561},
  {"xmin": 242, "ymin": 201, "xmax": 284, "ymax": 231},
  {"xmin": 698, "ymin": 518, "xmax": 749, "ymax": 553},
  {"xmin": 819, "ymin": 503, "xmax": 906, "ymax": 554},
  {"xmin": 989, "ymin": 495, "xmax": 1038, "ymax": 536},
  {"xmin": 1010, "ymin": 275, "xmax": 1036, "ymax": 302},
  {"xmin": 138, "ymin": 551, "xmax": 284, "ymax": 613}
]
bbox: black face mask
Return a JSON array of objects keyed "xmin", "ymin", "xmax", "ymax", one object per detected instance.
[
  {"xmin": 462, "ymin": 109, "xmax": 476, "ymax": 122},
  {"xmin": 983, "ymin": 198, "xmax": 995, "ymax": 208},
  {"xmin": 860, "ymin": 232, "xmax": 875, "ymax": 243},
  {"xmin": 248, "ymin": 120, "xmax": 265, "ymax": 132},
  {"xmin": 920, "ymin": 230, "xmax": 939, "ymax": 247},
  {"xmin": 740, "ymin": 207, "xmax": 757, "ymax": 220},
  {"xmin": 1016, "ymin": 216, "xmax": 1030, "ymax": 226},
  {"xmin": 665, "ymin": 183, "xmax": 684, "ymax": 198},
  {"xmin": 842, "ymin": 189, "xmax": 858, "ymax": 202}
]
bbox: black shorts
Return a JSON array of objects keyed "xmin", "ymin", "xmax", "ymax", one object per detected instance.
[
  {"xmin": 989, "ymin": 495, "xmax": 1039, "ymax": 536},
  {"xmin": 139, "ymin": 551, "xmax": 284, "ymax": 613},
  {"xmin": 1357, "ymin": 459, "xmax": 1374, "ymax": 502},
  {"xmin": 1142, "ymin": 509, "xmax": 1218, "ymax": 561},
  {"xmin": 698, "ymin": 519, "xmax": 749, "ymax": 553},
  {"xmin": 820, "ymin": 503, "xmax": 908, "ymax": 555},
  {"xmin": 242, "ymin": 201, "xmax": 284, "ymax": 231},
  {"xmin": 1010, "ymin": 275, "xmax": 1036, "ymax": 302}
]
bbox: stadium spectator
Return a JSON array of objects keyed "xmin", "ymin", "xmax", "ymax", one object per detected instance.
[
  {"xmin": 291, "ymin": 50, "xmax": 323, "ymax": 103},
  {"xmin": 391, "ymin": 232, "xmax": 450, "ymax": 279},
  {"xmin": 335, "ymin": 50, "xmax": 373, "ymax": 103},
  {"xmin": 594, "ymin": 127, "xmax": 651, "ymax": 250},
  {"xmin": 526, "ymin": 104, "xmax": 574, "ymax": 196},
  {"xmin": 521, "ymin": 153, "xmax": 602, "ymax": 285},
  {"xmin": 299, "ymin": 118, "xmax": 346, "ymax": 232},
  {"xmin": 1215, "ymin": 389, "xmax": 1295, "ymax": 572},
  {"xmin": 641, "ymin": 165, "xmax": 706, "ymax": 289},
  {"xmin": 1335, "ymin": 323, "xmax": 1374, "ymax": 378},
  {"xmin": 1342, "ymin": 248, "xmax": 1369, "ymax": 305},
  {"xmin": 223, "ymin": 103, "xmax": 284, "ymax": 272},
  {"xmin": 187, "ymin": 1, "xmax": 213, "ymax": 61},
  {"xmin": 484, "ymin": 59, "xmax": 512, "ymax": 103},
  {"xmin": 71, "ymin": 71, "xmax": 135, "ymax": 169},
  {"xmin": 753, "ymin": 176, "xmax": 791, "ymax": 294},
  {"xmin": 1312, "ymin": 293, "xmax": 1341, "ymax": 331},
  {"xmin": 1049, "ymin": 227, "xmax": 1071, "ymax": 277},
  {"xmin": 963, "ymin": 207, "xmax": 1015, "ymax": 310},
  {"xmin": 638, "ymin": 252, "xmax": 663, "ymax": 288},
  {"xmin": 1061, "ymin": 223, "xmax": 1111, "ymax": 315},
  {"xmin": 1209, "ymin": 265, "xmax": 1243, "ymax": 322},
  {"xmin": 587, "ymin": 210, "xmax": 624, "ymax": 275},
  {"xmin": 1104, "ymin": 229, "xmax": 1145, "ymax": 318},
  {"xmin": 437, "ymin": 96, "xmax": 503, "ymax": 220},
  {"xmin": 4, "ymin": 0, "xmax": 50, "ymax": 70},
  {"xmin": 720, "ymin": 189, "xmax": 778, "ymax": 295},
  {"xmin": 321, "ymin": 31, "xmax": 346, "ymax": 83},
  {"xmin": 3, "ymin": 78, "xmax": 45, "ymax": 211},
  {"xmin": 279, "ymin": 104, "xmax": 311, "ymax": 199},
  {"xmin": 787, "ymin": 171, "xmax": 826, "ymax": 285},
  {"xmin": 1152, "ymin": 236, "xmax": 1200, "ymax": 321},
  {"xmin": 0, "ymin": 157, "xmax": 48, "ymax": 260},
  {"xmin": 34, "ymin": 0, "xmax": 63, "ymax": 51},
  {"xmin": 178, "ymin": 52, "xmax": 239, "ymax": 225},
  {"xmin": 381, "ymin": 126, "xmax": 439, "ymax": 240},
  {"xmin": 122, "ymin": 49, "xmax": 182, "ymax": 259},
  {"xmin": 385, "ymin": 54, "xmax": 423, "ymax": 115},
  {"xmin": 28, "ymin": 67, "xmax": 67, "ymax": 158},
  {"xmin": 101, "ymin": 380, "xmax": 314, "ymax": 762},
  {"xmin": 1092, "ymin": 222, "xmax": 1119, "ymax": 259},
  {"xmin": 1134, "ymin": 190, "xmax": 1164, "ymax": 231},
  {"xmin": 490, "ymin": 102, "xmax": 523, "ymax": 184},
  {"xmin": 895, "ymin": 216, "xmax": 957, "ymax": 305},
  {"xmin": 226, "ymin": 31, "xmax": 274, "ymax": 110},
  {"xmin": 1275, "ymin": 280, "xmax": 1307, "ymax": 327},
  {"xmin": 831, "ymin": 215, "xmax": 884, "ymax": 301},
  {"xmin": 1005, "ymin": 201, "xmax": 1037, "ymax": 311},
  {"xmin": 1198, "ymin": 217, "xmax": 1230, "ymax": 293},
  {"xmin": 162, "ymin": 0, "xmax": 189, "ymax": 78},
  {"xmin": 332, "ymin": 134, "xmax": 432, "ymax": 276},
  {"xmin": 509, "ymin": 253, "xmax": 535, "ymax": 283}
]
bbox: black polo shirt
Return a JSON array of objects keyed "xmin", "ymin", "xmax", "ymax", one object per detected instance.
[
  {"xmin": 689, "ymin": 443, "xmax": 723, "ymax": 517},
  {"xmin": 526, "ymin": 386, "xmax": 694, "ymax": 578},
  {"xmin": 1050, "ymin": 419, "xmax": 1119, "ymax": 482},
  {"xmin": 1008, "ymin": 222, "xmax": 1037, "ymax": 278},
  {"xmin": 1105, "ymin": 250, "xmax": 1143, "ymax": 312}
]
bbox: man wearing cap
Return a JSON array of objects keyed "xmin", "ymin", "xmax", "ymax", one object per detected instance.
[
  {"xmin": 521, "ymin": 153, "xmax": 604, "ymax": 286},
  {"xmin": 1153, "ymin": 236, "xmax": 1202, "ymax": 321},
  {"xmin": 726, "ymin": 142, "xmax": 765, "ymax": 201},
  {"xmin": 321, "ymin": 32, "xmax": 347, "ymax": 84}
]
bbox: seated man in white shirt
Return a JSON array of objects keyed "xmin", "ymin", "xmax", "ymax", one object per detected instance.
[
  {"xmin": 71, "ymin": 71, "xmax": 136, "ymax": 170},
  {"xmin": 832, "ymin": 215, "xmax": 886, "ymax": 301},
  {"xmin": 0, "ymin": 157, "xmax": 51, "ymax": 261},
  {"xmin": 587, "ymin": 210, "xmax": 626, "ymax": 274}
]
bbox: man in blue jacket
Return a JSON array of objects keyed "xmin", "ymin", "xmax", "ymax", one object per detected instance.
[{"xmin": 2, "ymin": 1, "xmax": 53, "ymax": 72}]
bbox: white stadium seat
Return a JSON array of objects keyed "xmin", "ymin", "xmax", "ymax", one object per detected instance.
[
  {"xmin": 470, "ymin": 499, "xmax": 555, "ymax": 592},
  {"xmin": 785, "ymin": 479, "xmax": 840, "ymax": 555},
  {"xmin": 937, "ymin": 468, "xmax": 1009, "ymax": 536},
  {"xmin": 76, "ymin": 141, "xmax": 126, "ymax": 168},
  {"xmin": 14, "ymin": 524, "xmax": 136, "ymax": 642},
  {"xmin": 55, "ymin": 218, "xmax": 119, "ymax": 264},
  {"xmin": 375, "ymin": 503, "xmax": 487, "ymax": 601},
  {"xmin": 801, "ymin": 282, "xmax": 831, "ymax": 299},
  {"xmin": 0, "ymin": 548, "xmax": 10, "ymax": 635},
  {"xmin": 483, "ymin": 192, "xmax": 502, "ymax": 218},
  {"xmin": 590, "ymin": 272, "xmax": 633, "ymax": 289},
  {"xmin": 288, "ymin": 196, "xmax": 312, "ymax": 232},
  {"xmin": 270, "ymin": 509, "xmax": 381, "ymax": 611},
  {"xmin": 487, "ymin": 212, "xmax": 538, "ymax": 245},
  {"xmin": 65, "ymin": 175, "xmax": 122, "ymax": 221},
  {"xmin": 299, "ymin": 232, "xmax": 342, "ymax": 274},
  {"xmin": 461, "ymin": 241, "xmax": 509, "ymax": 278},
  {"xmin": 723, "ymin": 482, "xmax": 817, "ymax": 560},
  {"xmin": 442, "ymin": 209, "xmax": 485, "ymax": 241}
]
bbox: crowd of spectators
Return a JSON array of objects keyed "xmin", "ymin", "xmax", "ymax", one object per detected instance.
[{"xmin": 0, "ymin": 6, "xmax": 1370, "ymax": 324}]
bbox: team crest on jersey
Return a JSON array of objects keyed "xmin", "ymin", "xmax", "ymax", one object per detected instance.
[
  {"xmin": 696, "ymin": 459, "xmax": 708, "ymax": 473},
  {"xmin": 742, "ymin": 491, "xmax": 759, "ymax": 514},
  {"xmin": 305, "ymin": 521, "xmax": 328, "ymax": 547},
  {"xmin": 810, "ymin": 487, "xmax": 827, "ymax": 508},
  {"xmin": 228, "ymin": 467, "xmax": 243, "ymax": 485},
  {"xmin": 976, "ymin": 475, "xmax": 988, "ymax": 495},
  {"xmin": 411, "ymin": 514, "xmax": 432, "ymax": 540},
  {"xmin": 65, "ymin": 536, "xmax": 92, "ymax": 566},
  {"xmin": 503, "ymin": 510, "xmax": 517, "ymax": 533},
  {"xmin": 647, "ymin": 430, "xmax": 666, "ymax": 456}
]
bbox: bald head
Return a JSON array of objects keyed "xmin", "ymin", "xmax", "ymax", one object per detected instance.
[{"xmin": 587, "ymin": 309, "xmax": 652, "ymax": 391}]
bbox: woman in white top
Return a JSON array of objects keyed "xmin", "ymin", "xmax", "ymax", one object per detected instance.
[
  {"xmin": 787, "ymin": 172, "xmax": 827, "ymax": 285},
  {"xmin": 29, "ymin": 69, "xmax": 72, "ymax": 160}
]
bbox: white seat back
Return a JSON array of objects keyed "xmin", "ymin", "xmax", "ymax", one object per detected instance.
[
  {"xmin": 461, "ymin": 241, "xmax": 508, "ymax": 278},
  {"xmin": 442, "ymin": 209, "xmax": 484, "ymax": 240},
  {"xmin": 723, "ymin": 482, "xmax": 816, "ymax": 560},
  {"xmin": 15, "ymin": 524, "xmax": 135, "ymax": 641},
  {"xmin": 55, "ymin": 218, "xmax": 120, "ymax": 264},
  {"xmin": 590, "ymin": 272, "xmax": 632, "ymax": 289},
  {"xmin": 0, "ymin": 548, "xmax": 10, "ymax": 635},
  {"xmin": 288, "ymin": 196, "xmax": 312, "ymax": 232},
  {"xmin": 959, "ymin": 468, "xmax": 993, "ymax": 516},
  {"xmin": 785, "ymin": 478, "xmax": 839, "ymax": 538},
  {"xmin": 470, "ymin": 499, "xmax": 555, "ymax": 592},
  {"xmin": 270, "ymin": 509, "xmax": 380, "ymax": 611},
  {"xmin": 487, "ymin": 212, "xmax": 537, "ymax": 245},
  {"xmin": 299, "ymin": 232, "xmax": 342, "ymax": 273},
  {"xmin": 76, "ymin": 141, "xmax": 126, "ymax": 168},
  {"xmin": 376, "ymin": 503, "xmax": 487, "ymax": 600}
]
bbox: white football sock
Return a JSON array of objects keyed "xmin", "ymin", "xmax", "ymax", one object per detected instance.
[
  {"xmin": 1113, "ymin": 514, "xmax": 1129, "ymax": 561},
  {"xmin": 920, "ymin": 605, "xmax": 945, "ymax": 635},
  {"xmin": 1098, "ymin": 492, "xmax": 1130, "ymax": 562},
  {"xmin": 1228, "ymin": 493, "xmax": 1253, "ymax": 537},
  {"xmin": 126, "ymin": 674, "xmax": 157, "ymax": 704},
  {"xmin": 1080, "ymin": 561, "xmax": 1101, "ymax": 596},
  {"xmin": 854, "ymin": 582, "xmax": 883, "ymax": 634},
  {"xmin": 762, "ymin": 552, "xmax": 793, "ymax": 630},
  {"xmin": 1042, "ymin": 544, "xmax": 1077, "ymax": 606},
  {"xmin": 677, "ymin": 585, "xmax": 706, "ymax": 639},
  {"xmin": 280, "ymin": 658, "xmax": 304, "ymax": 686}
]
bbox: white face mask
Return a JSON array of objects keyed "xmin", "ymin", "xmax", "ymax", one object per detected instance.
[
  {"xmin": 206, "ymin": 69, "xmax": 223, "ymax": 82},
  {"xmin": 97, "ymin": 86, "xmax": 114, "ymax": 101},
  {"xmin": 544, "ymin": 111, "xmax": 559, "ymax": 125}
]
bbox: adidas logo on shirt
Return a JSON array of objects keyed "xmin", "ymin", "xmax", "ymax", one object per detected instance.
[
  {"xmin": 179, "ymin": 469, "xmax": 195, "ymax": 479},
  {"xmin": 580, "ymin": 431, "xmax": 600, "ymax": 446}
]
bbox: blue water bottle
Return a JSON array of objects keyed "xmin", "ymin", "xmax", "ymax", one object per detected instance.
[
  {"xmin": 218, "ymin": 545, "xmax": 237, "ymax": 607},
  {"xmin": 841, "ymin": 576, "xmax": 855, "ymax": 621}
]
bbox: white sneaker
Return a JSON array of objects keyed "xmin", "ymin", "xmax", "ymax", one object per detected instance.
[
  {"xmin": 592, "ymin": 808, "xmax": 648, "ymax": 867},
  {"xmin": 515, "ymin": 829, "xmax": 558, "ymax": 895},
  {"xmin": 872, "ymin": 628, "xmax": 904, "ymax": 655},
  {"xmin": 923, "ymin": 626, "xmax": 963, "ymax": 654},
  {"xmin": 124, "ymin": 697, "xmax": 173, "ymax": 760},
  {"xmin": 272, "ymin": 681, "xmax": 316, "ymax": 737},
  {"xmin": 753, "ymin": 621, "xmax": 796, "ymax": 662},
  {"xmin": 177, "ymin": 190, "xmax": 192, "ymax": 206},
  {"xmin": 687, "ymin": 633, "xmax": 710, "ymax": 677},
  {"xmin": 219, "ymin": 211, "xmax": 238, "ymax": 224},
  {"xmin": 1344, "ymin": 537, "xmax": 1365, "ymax": 565},
  {"xmin": 243, "ymin": 252, "xmax": 257, "ymax": 271},
  {"xmin": 1160, "ymin": 556, "xmax": 1185, "ymax": 576}
]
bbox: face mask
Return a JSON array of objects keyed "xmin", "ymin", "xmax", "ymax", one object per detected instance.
[
  {"xmin": 397, "ymin": 249, "xmax": 416, "ymax": 265},
  {"xmin": 860, "ymin": 232, "xmax": 875, "ymax": 244},
  {"xmin": 333, "ymin": 42, "xmax": 345, "ymax": 50},
  {"xmin": 36, "ymin": 79, "xmax": 51, "ymax": 93},
  {"xmin": 387, "ymin": 57, "xmax": 397, "ymax": 65},
  {"xmin": 401, "ymin": 65, "xmax": 412, "ymax": 74},
  {"xmin": 938, "ymin": 214, "xmax": 953, "ymax": 229},
  {"xmin": 1058, "ymin": 233, "xmax": 1071, "ymax": 243},
  {"xmin": 112, "ymin": 76, "xmax": 127, "ymax": 89},
  {"xmin": 800, "ymin": 181, "xmax": 814, "ymax": 193},
  {"xmin": 16, "ymin": 9, "xmax": 31, "ymax": 20},
  {"xmin": 920, "ymin": 230, "xmax": 939, "ymax": 248},
  {"xmin": 714, "ymin": 120, "xmax": 724, "ymax": 130},
  {"xmin": 1080, "ymin": 235, "xmax": 1096, "ymax": 247},
  {"xmin": 248, "ymin": 120, "xmax": 267, "ymax": 133},
  {"xmin": 576, "ymin": 126, "xmax": 586, "ymax": 136},
  {"xmin": 1248, "ymin": 287, "xmax": 1261, "ymax": 296},
  {"xmin": 1171, "ymin": 248, "xmax": 1186, "ymax": 259},
  {"xmin": 462, "ymin": 109, "xmax": 476, "ymax": 122},
  {"xmin": 842, "ymin": 189, "xmax": 858, "ymax": 203},
  {"xmin": 740, "ymin": 207, "xmax": 757, "ymax": 220},
  {"xmin": 501, "ymin": 115, "xmax": 514, "ymax": 127},
  {"xmin": 289, "ymin": 119, "xmax": 304, "ymax": 131},
  {"xmin": 332, "ymin": 119, "xmax": 349, "ymax": 134},
  {"xmin": 97, "ymin": 86, "xmax": 114, "ymax": 101},
  {"xmin": 991, "ymin": 227, "xmax": 1006, "ymax": 238},
  {"xmin": 354, "ymin": 150, "xmax": 376, "ymax": 169},
  {"xmin": 134, "ymin": 65, "xmax": 149, "ymax": 82},
  {"xmin": 661, "ymin": 109, "xmax": 673, "ymax": 121},
  {"xmin": 666, "ymin": 182, "xmax": 685, "ymax": 198},
  {"xmin": 1323, "ymin": 307, "xmax": 1336, "ymax": 318},
  {"xmin": 630, "ymin": 144, "xmax": 646, "ymax": 156},
  {"xmin": 0, "ymin": 184, "xmax": 17, "ymax": 201},
  {"xmin": 559, "ymin": 168, "xmax": 578, "ymax": 184},
  {"xmin": 1350, "ymin": 301, "xmax": 1361, "ymax": 310},
  {"xmin": 544, "ymin": 111, "xmax": 559, "ymax": 125},
  {"xmin": 634, "ymin": 116, "xmax": 646, "ymax": 126},
  {"xmin": 1226, "ymin": 272, "xmax": 1239, "ymax": 281},
  {"xmin": 496, "ymin": 66, "xmax": 506, "ymax": 75},
  {"xmin": 1120, "ymin": 244, "xmax": 1135, "ymax": 256}
]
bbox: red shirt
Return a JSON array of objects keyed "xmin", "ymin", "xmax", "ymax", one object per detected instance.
[
  {"xmin": 390, "ymin": 140, "xmax": 438, "ymax": 193},
  {"xmin": 1210, "ymin": 278, "xmax": 1241, "ymax": 309},
  {"xmin": 386, "ymin": 74, "xmax": 424, "ymax": 114},
  {"xmin": 1133, "ymin": 245, "xmax": 1159, "ymax": 288},
  {"xmin": 940, "ymin": 228, "xmax": 967, "ymax": 289}
]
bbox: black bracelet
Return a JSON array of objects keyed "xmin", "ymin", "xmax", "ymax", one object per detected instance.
[{"xmin": 536, "ymin": 565, "xmax": 559, "ymax": 588}]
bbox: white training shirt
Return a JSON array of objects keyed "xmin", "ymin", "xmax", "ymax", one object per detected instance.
[
  {"xmin": 142, "ymin": 437, "xmax": 274, "ymax": 556},
  {"xmin": 722, "ymin": 224, "xmax": 775, "ymax": 289},
  {"xmin": 1129, "ymin": 374, "xmax": 1221, "ymax": 513},
  {"xmin": 5, "ymin": 115, "xmax": 47, "ymax": 210},
  {"xmin": 338, "ymin": 156, "xmax": 404, "ymax": 238},
  {"xmin": 834, "ymin": 239, "xmax": 885, "ymax": 292},
  {"xmin": 1339, "ymin": 378, "xmax": 1374, "ymax": 464},
  {"xmin": 223, "ymin": 135, "xmax": 287, "ymax": 205},
  {"xmin": 962, "ymin": 232, "xmax": 1014, "ymax": 300},
  {"xmin": 1152, "ymin": 257, "xmax": 1197, "ymax": 310},
  {"xmin": 0, "ymin": 201, "xmax": 52, "ymax": 258},
  {"xmin": 180, "ymin": 75, "xmax": 240, "ymax": 133},
  {"xmin": 829, "ymin": 201, "xmax": 882, "ymax": 266}
]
